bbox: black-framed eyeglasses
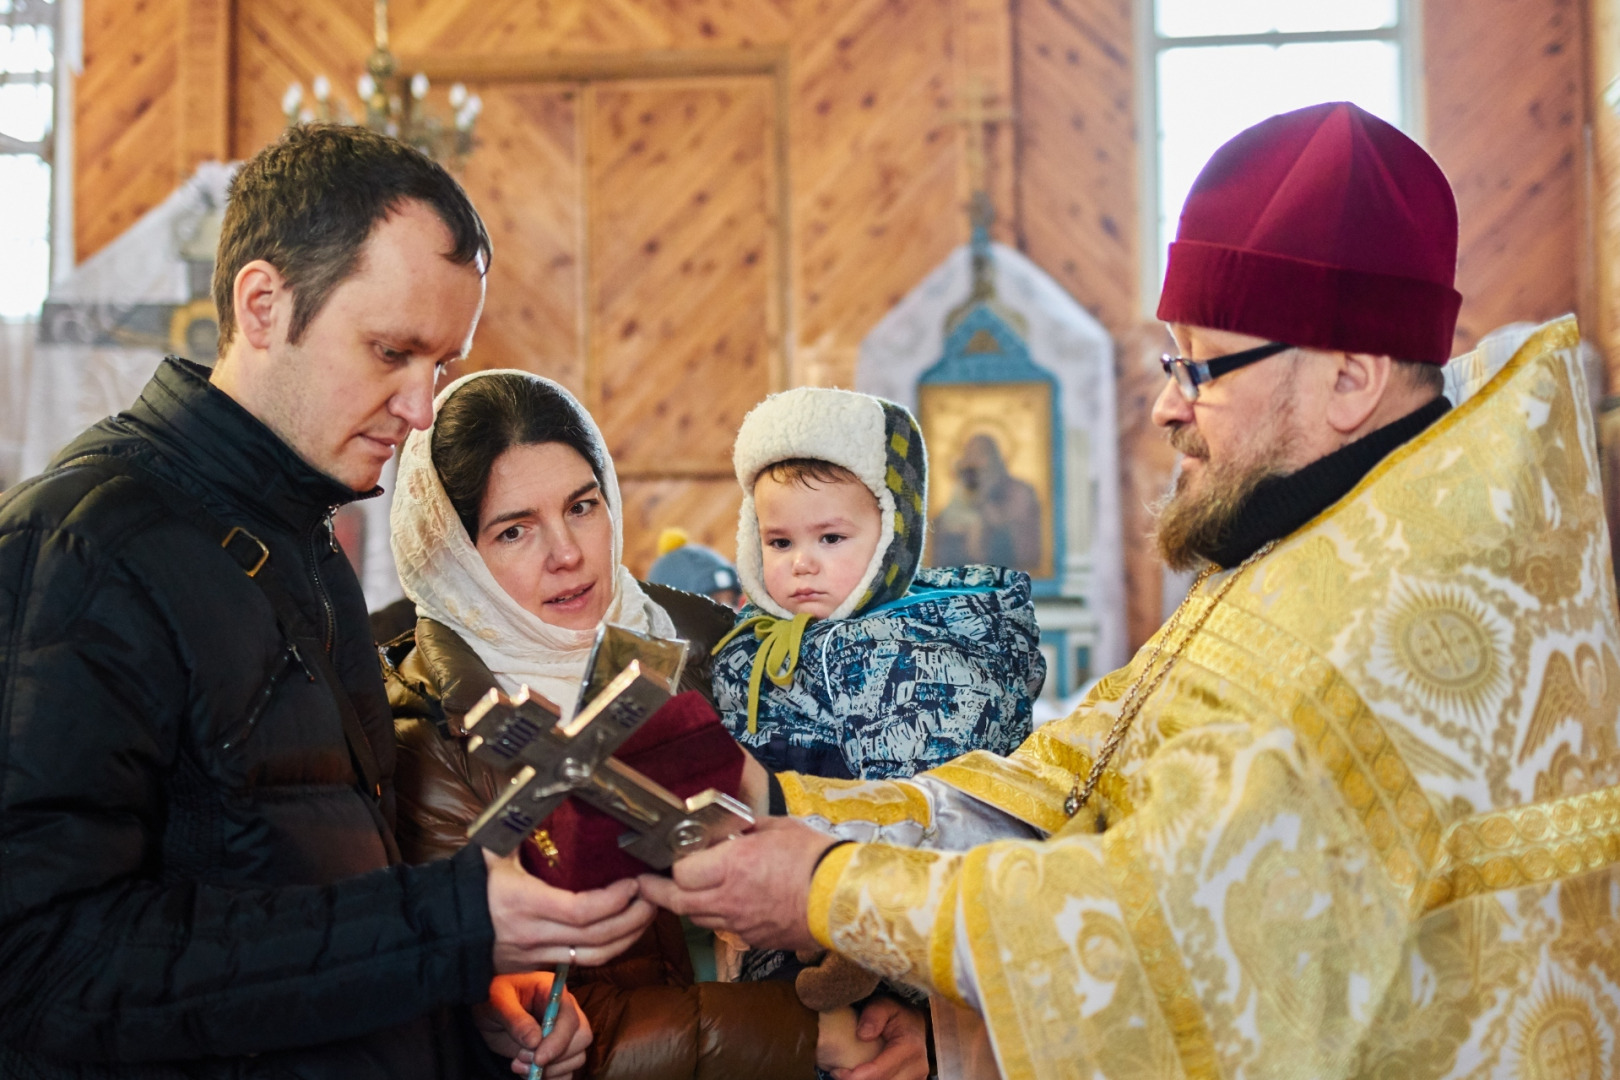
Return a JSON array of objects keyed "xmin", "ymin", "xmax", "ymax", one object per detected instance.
[{"xmin": 1160, "ymin": 341, "xmax": 1293, "ymax": 402}]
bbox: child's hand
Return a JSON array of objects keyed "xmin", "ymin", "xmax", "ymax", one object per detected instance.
[
  {"xmin": 832, "ymin": 996, "xmax": 930, "ymax": 1080},
  {"xmin": 738, "ymin": 749, "xmax": 772, "ymax": 817},
  {"xmin": 473, "ymin": 971, "xmax": 592, "ymax": 1078},
  {"xmin": 815, "ymin": 1005, "xmax": 882, "ymax": 1073}
]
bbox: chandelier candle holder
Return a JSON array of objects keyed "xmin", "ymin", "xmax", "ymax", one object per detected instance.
[{"xmin": 281, "ymin": 0, "xmax": 482, "ymax": 169}]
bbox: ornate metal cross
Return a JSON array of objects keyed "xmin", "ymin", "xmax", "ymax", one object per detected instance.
[{"xmin": 463, "ymin": 647, "xmax": 753, "ymax": 870}]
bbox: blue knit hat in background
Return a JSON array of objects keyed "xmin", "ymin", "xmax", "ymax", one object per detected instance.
[{"xmin": 647, "ymin": 529, "xmax": 740, "ymax": 598}]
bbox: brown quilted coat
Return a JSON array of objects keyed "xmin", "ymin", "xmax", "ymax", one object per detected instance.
[{"xmin": 383, "ymin": 583, "xmax": 817, "ymax": 1080}]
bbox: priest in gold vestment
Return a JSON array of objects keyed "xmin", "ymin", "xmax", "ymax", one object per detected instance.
[{"xmin": 644, "ymin": 103, "xmax": 1620, "ymax": 1079}]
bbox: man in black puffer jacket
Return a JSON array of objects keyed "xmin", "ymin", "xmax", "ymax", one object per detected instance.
[{"xmin": 0, "ymin": 125, "xmax": 653, "ymax": 1079}]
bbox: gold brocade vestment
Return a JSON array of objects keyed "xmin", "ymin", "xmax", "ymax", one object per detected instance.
[{"xmin": 785, "ymin": 317, "xmax": 1620, "ymax": 1079}]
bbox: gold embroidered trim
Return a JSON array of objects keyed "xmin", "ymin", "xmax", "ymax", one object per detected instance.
[
  {"xmin": 933, "ymin": 751, "xmax": 1082, "ymax": 835},
  {"xmin": 1192, "ymin": 606, "xmax": 1447, "ymax": 908},
  {"xmin": 1418, "ymin": 785, "xmax": 1620, "ymax": 912},
  {"xmin": 927, "ymin": 871, "xmax": 966, "ymax": 1006},
  {"xmin": 931, "ymin": 734, "xmax": 1138, "ymax": 836},
  {"xmin": 1068, "ymin": 544, "xmax": 1272, "ymax": 818},
  {"xmin": 807, "ymin": 840, "xmax": 857, "ymax": 949},
  {"xmin": 779, "ymin": 772, "xmax": 934, "ymax": 828},
  {"xmin": 822, "ymin": 845, "xmax": 961, "ymax": 1001},
  {"xmin": 956, "ymin": 847, "xmax": 1040, "ymax": 1080},
  {"xmin": 1027, "ymin": 729, "xmax": 1139, "ymax": 819},
  {"xmin": 1192, "ymin": 605, "xmax": 1620, "ymax": 916},
  {"xmin": 1102, "ymin": 825, "xmax": 1222, "ymax": 1080}
]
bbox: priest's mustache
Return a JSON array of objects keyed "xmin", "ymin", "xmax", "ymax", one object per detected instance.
[{"xmin": 1167, "ymin": 423, "xmax": 1209, "ymax": 459}]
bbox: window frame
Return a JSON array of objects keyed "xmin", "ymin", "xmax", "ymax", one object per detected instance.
[
  {"xmin": 1135, "ymin": 0, "xmax": 1425, "ymax": 318},
  {"xmin": 0, "ymin": 0, "xmax": 76, "ymax": 318}
]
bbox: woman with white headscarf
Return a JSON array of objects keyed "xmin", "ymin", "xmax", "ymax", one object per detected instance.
[{"xmin": 384, "ymin": 370, "xmax": 858, "ymax": 1080}]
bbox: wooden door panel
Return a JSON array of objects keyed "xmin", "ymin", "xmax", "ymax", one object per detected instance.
[
  {"xmin": 456, "ymin": 84, "xmax": 585, "ymax": 390},
  {"xmin": 586, "ymin": 76, "xmax": 778, "ymax": 478}
]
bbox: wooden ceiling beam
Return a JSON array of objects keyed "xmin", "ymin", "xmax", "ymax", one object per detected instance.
[{"xmin": 399, "ymin": 46, "xmax": 784, "ymax": 86}]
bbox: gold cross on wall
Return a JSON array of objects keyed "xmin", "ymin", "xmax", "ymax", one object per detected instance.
[{"xmin": 945, "ymin": 77, "xmax": 1015, "ymax": 199}]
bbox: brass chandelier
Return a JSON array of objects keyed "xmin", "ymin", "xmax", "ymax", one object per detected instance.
[{"xmin": 281, "ymin": 0, "xmax": 481, "ymax": 169}]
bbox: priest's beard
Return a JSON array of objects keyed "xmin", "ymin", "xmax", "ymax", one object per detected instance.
[{"xmin": 1153, "ymin": 389, "xmax": 1300, "ymax": 572}]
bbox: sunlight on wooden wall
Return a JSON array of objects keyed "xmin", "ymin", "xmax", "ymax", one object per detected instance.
[{"xmin": 75, "ymin": 0, "xmax": 1600, "ymax": 641}]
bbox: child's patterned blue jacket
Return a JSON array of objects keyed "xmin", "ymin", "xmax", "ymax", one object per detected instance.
[{"xmin": 712, "ymin": 562, "xmax": 1044, "ymax": 779}]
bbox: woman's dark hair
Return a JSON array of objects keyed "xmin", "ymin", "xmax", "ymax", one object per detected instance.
[{"xmin": 431, "ymin": 374, "xmax": 605, "ymax": 541}]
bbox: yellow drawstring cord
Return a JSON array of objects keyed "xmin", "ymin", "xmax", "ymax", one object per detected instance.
[{"xmin": 712, "ymin": 611, "xmax": 814, "ymax": 734}]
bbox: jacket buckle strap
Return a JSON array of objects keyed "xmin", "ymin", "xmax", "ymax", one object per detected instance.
[{"xmin": 221, "ymin": 526, "xmax": 270, "ymax": 577}]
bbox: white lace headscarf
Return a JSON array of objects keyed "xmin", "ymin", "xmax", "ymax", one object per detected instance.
[{"xmin": 391, "ymin": 369, "xmax": 675, "ymax": 713}]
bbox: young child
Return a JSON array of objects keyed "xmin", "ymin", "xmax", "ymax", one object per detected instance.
[
  {"xmin": 710, "ymin": 387, "xmax": 1045, "ymax": 1055},
  {"xmin": 713, "ymin": 385, "xmax": 1044, "ymax": 783}
]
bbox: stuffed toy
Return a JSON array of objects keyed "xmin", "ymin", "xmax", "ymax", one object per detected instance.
[{"xmin": 793, "ymin": 947, "xmax": 881, "ymax": 1012}]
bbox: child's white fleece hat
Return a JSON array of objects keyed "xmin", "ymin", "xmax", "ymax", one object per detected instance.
[{"xmin": 732, "ymin": 386, "xmax": 929, "ymax": 620}]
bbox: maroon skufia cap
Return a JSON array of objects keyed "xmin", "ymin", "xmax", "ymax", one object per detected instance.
[{"xmin": 1157, "ymin": 102, "xmax": 1461, "ymax": 365}]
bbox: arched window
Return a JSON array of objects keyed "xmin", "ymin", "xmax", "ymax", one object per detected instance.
[{"xmin": 1141, "ymin": 0, "xmax": 1421, "ymax": 311}]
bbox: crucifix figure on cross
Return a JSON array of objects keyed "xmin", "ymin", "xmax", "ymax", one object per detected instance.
[{"xmin": 462, "ymin": 625, "xmax": 755, "ymax": 869}]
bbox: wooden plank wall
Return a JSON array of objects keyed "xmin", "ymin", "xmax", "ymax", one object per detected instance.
[
  {"xmin": 1425, "ymin": 0, "xmax": 1589, "ymax": 354},
  {"xmin": 1008, "ymin": 0, "xmax": 1160, "ymax": 645},
  {"xmin": 76, "ymin": 0, "xmax": 1608, "ymax": 648},
  {"xmin": 1014, "ymin": 0, "xmax": 1137, "ymax": 340},
  {"xmin": 76, "ymin": 0, "xmax": 182, "ymax": 262}
]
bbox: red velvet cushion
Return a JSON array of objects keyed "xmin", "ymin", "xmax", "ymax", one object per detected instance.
[{"xmin": 518, "ymin": 691, "xmax": 746, "ymax": 891}]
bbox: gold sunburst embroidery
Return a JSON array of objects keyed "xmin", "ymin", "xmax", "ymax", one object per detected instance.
[
  {"xmin": 1131, "ymin": 747, "xmax": 1221, "ymax": 855},
  {"xmin": 1509, "ymin": 978, "xmax": 1611, "ymax": 1080},
  {"xmin": 1377, "ymin": 584, "xmax": 1509, "ymax": 726}
]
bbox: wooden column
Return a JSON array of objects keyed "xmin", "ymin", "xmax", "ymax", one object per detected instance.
[
  {"xmin": 1591, "ymin": 0, "xmax": 1620, "ymax": 380},
  {"xmin": 953, "ymin": 0, "xmax": 1018, "ymax": 240},
  {"xmin": 176, "ymin": 0, "xmax": 233, "ymax": 174},
  {"xmin": 1584, "ymin": 0, "xmax": 1620, "ymax": 578}
]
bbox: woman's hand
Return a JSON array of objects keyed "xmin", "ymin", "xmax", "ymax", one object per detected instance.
[
  {"xmin": 815, "ymin": 1005, "xmax": 881, "ymax": 1073},
  {"xmin": 485, "ymin": 849, "xmax": 656, "ymax": 970},
  {"xmin": 474, "ymin": 971, "xmax": 592, "ymax": 1078}
]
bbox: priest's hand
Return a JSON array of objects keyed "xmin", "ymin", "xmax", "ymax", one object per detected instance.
[
  {"xmin": 637, "ymin": 816, "xmax": 837, "ymax": 952},
  {"xmin": 485, "ymin": 849, "xmax": 656, "ymax": 970},
  {"xmin": 474, "ymin": 971, "xmax": 591, "ymax": 1078}
]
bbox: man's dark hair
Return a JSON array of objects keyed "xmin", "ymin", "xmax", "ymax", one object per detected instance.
[
  {"xmin": 213, "ymin": 123, "xmax": 492, "ymax": 354},
  {"xmin": 432, "ymin": 373, "xmax": 604, "ymax": 541}
]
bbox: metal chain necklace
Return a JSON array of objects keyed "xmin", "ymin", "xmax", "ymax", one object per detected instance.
[{"xmin": 1063, "ymin": 541, "xmax": 1278, "ymax": 821}]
